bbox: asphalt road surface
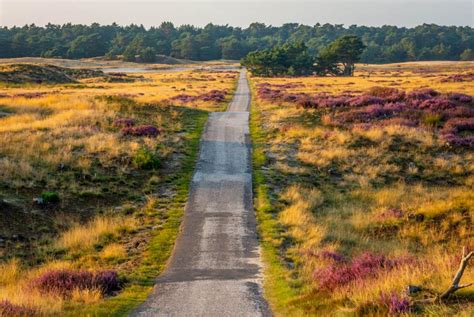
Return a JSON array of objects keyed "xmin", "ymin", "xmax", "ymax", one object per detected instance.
[{"xmin": 131, "ymin": 70, "xmax": 272, "ymax": 317}]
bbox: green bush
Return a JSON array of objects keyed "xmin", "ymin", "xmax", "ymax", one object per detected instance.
[
  {"xmin": 422, "ymin": 113, "xmax": 443, "ymax": 127},
  {"xmin": 40, "ymin": 191, "xmax": 60, "ymax": 204},
  {"xmin": 132, "ymin": 148, "xmax": 161, "ymax": 170}
]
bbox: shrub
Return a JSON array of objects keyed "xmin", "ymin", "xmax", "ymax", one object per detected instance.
[
  {"xmin": 441, "ymin": 118, "xmax": 474, "ymax": 147},
  {"xmin": 0, "ymin": 300, "xmax": 35, "ymax": 317},
  {"xmin": 29, "ymin": 269, "xmax": 121, "ymax": 298},
  {"xmin": 380, "ymin": 292, "xmax": 411, "ymax": 314},
  {"xmin": 313, "ymin": 252, "xmax": 404, "ymax": 291},
  {"xmin": 347, "ymin": 95, "xmax": 384, "ymax": 107},
  {"xmin": 366, "ymin": 86, "xmax": 405, "ymax": 102},
  {"xmin": 40, "ymin": 191, "xmax": 60, "ymax": 204},
  {"xmin": 121, "ymin": 125, "xmax": 160, "ymax": 137},
  {"xmin": 448, "ymin": 93, "xmax": 472, "ymax": 104},
  {"xmin": 132, "ymin": 147, "xmax": 160, "ymax": 169}
]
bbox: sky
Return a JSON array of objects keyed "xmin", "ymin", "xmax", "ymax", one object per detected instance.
[{"xmin": 0, "ymin": 0, "xmax": 473, "ymax": 28}]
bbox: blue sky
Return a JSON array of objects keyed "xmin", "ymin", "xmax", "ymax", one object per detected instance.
[{"xmin": 1, "ymin": 0, "xmax": 472, "ymax": 27}]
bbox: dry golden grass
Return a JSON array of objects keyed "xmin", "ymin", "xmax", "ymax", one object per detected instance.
[
  {"xmin": 56, "ymin": 216, "xmax": 136, "ymax": 251},
  {"xmin": 100, "ymin": 243, "xmax": 127, "ymax": 261},
  {"xmin": 251, "ymin": 62, "xmax": 474, "ymax": 315},
  {"xmin": 0, "ymin": 67, "xmax": 239, "ymax": 315}
]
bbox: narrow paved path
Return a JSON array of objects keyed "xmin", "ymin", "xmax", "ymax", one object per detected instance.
[{"xmin": 132, "ymin": 70, "xmax": 271, "ymax": 317}]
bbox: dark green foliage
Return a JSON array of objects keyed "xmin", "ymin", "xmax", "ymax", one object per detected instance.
[
  {"xmin": 132, "ymin": 148, "xmax": 161, "ymax": 170},
  {"xmin": 241, "ymin": 42, "xmax": 315, "ymax": 76},
  {"xmin": 140, "ymin": 47, "xmax": 157, "ymax": 62},
  {"xmin": 243, "ymin": 36, "xmax": 365, "ymax": 77},
  {"xmin": 41, "ymin": 191, "xmax": 60, "ymax": 204},
  {"xmin": 460, "ymin": 48, "xmax": 474, "ymax": 61},
  {"xmin": 0, "ymin": 23, "xmax": 471, "ymax": 63},
  {"xmin": 316, "ymin": 35, "xmax": 366, "ymax": 76}
]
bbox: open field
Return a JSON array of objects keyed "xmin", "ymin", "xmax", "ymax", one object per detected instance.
[
  {"xmin": 250, "ymin": 61, "xmax": 473, "ymax": 315},
  {"xmin": 0, "ymin": 64, "xmax": 238, "ymax": 315},
  {"xmin": 0, "ymin": 57, "xmax": 239, "ymax": 71}
]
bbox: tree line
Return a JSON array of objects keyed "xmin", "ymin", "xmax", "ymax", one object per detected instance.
[{"xmin": 0, "ymin": 22, "xmax": 472, "ymax": 63}]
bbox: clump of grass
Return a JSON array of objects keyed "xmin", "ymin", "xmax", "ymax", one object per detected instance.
[
  {"xmin": 132, "ymin": 147, "xmax": 161, "ymax": 170},
  {"xmin": 0, "ymin": 259, "xmax": 21, "ymax": 286},
  {"xmin": 40, "ymin": 191, "xmax": 60, "ymax": 204},
  {"xmin": 56, "ymin": 216, "xmax": 135, "ymax": 251},
  {"xmin": 100, "ymin": 243, "xmax": 126, "ymax": 261}
]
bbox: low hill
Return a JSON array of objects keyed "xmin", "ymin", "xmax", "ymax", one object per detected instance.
[{"xmin": 0, "ymin": 63, "xmax": 104, "ymax": 84}]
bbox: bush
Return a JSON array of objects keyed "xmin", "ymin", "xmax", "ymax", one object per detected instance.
[
  {"xmin": 40, "ymin": 191, "xmax": 60, "ymax": 204},
  {"xmin": 132, "ymin": 147, "xmax": 161, "ymax": 170},
  {"xmin": 29, "ymin": 269, "xmax": 121, "ymax": 297},
  {"xmin": 313, "ymin": 252, "xmax": 408, "ymax": 291},
  {"xmin": 121, "ymin": 125, "xmax": 160, "ymax": 137}
]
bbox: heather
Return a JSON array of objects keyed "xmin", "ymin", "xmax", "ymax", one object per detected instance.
[
  {"xmin": 29, "ymin": 269, "xmax": 121, "ymax": 297},
  {"xmin": 250, "ymin": 62, "xmax": 473, "ymax": 316},
  {"xmin": 0, "ymin": 68, "xmax": 238, "ymax": 315},
  {"xmin": 256, "ymin": 82, "xmax": 474, "ymax": 147},
  {"xmin": 0, "ymin": 300, "xmax": 35, "ymax": 317}
]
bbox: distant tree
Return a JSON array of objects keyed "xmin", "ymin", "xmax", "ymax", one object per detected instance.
[
  {"xmin": 317, "ymin": 35, "xmax": 365, "ymax": 76},
  {"xmin": 140, "ymin": 47, "xmax": 156, "ymax": 62},
  {"xmin": 242, "ymin": 42, "xmax": 314, "ymax": 76},
  {"xmin": 122, "ymin": 45, "xmax": 137, "ymax": 62},
  {"xmin": 460, "ymin": 49, "xmax": 474, "ymax": 61}
]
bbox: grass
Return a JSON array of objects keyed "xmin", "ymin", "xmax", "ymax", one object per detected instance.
[
  {"xmin": 249, "ymin": 62, "xmax": 474, "ymax": 316},
  {"xmin": 0, "ymin": 66, "xmax": 236, "ymax": 315}
]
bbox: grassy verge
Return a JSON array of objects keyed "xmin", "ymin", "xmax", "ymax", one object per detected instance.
[
  {"xmin": 250, "ymin": 87, "xmax": 305, "ymax": 317},
  {"xmin": 66, "ymin": 109, "xmax": 208, "ymax": 316}
]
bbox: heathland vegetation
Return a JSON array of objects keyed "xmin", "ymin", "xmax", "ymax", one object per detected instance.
[
  {"xmin": 250, "ymin": 61, "xmax": 473, "ymax": 315},
  {"xmin": 0, "ymin": 65, "xmax": 238, "ymax": 315},
  {"xmin": 0, "ymin": 23, "xmax": 473, "ymax": 63}
]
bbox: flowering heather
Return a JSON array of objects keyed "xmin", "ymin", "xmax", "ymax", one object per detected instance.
[
  {"xmin": 380, "ymin": 292, "xmax": 411, "ymax": 314},
  {"xmin": 314, "ymin": 95, "xmax": 350, "ymax": 108},
  {"xmin": 296, "ymin": 96, "xmax": 317, "ymax": 108},
  {"xmin": 319, "ymin": 250, "xmax": 346, "ymax": 263},
  {"xmin": 29, "ymin": 269, "xmax": 121, "ymax": 297},
  {"xmin": 121, "ymin": 125, "xmax": 160, "ymax": 137},
  {"xmin": 418, "ymin": 97, "xmax": 456, "ymax": 112},
  {"xmin": 366, "ymin": 86, "xmax": 405, "ymax": 102},
  {"xmin": 114, "ymin": 118, "xmax": 135, "ymax": 127},
  {"xmin": 441, "ymin": 118, "xmax": 474, "ymax": 147},
  {"xmin": 347, "ymin": 95, "xmax": 384, "ymax": 107},
  {"xmin": 440, "ymin": 73, "xmax": 474, "ymax": 83},
  {"xmin": 313, "ymin": 252, "xmax": 403, "ymax": 291},
  {"xmin": 0, "ymin": 300, "xmax": 35, "ymax": 317},
  {"xmin": 170, "ymin": 89, "xmax": 228, "ymax": 103},
  {"xmin": 334, "ymin": 104, "xmax": 397, "ymax": 123},
  {"xmin": 448, "ymin": 93, "xmax": 473, "ymax": 104}
]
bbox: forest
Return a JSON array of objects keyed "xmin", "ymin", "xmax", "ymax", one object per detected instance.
[{"xmin": 0, "ymin": 22, "xmax": 473, "ymax": 63}]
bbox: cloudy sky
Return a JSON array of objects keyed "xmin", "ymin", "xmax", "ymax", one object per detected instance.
[{"xmin": 1, "ymin": 0, "xmax": 472, "ymax": 27}]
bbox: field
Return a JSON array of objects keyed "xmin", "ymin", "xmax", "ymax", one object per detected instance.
[
  {"xmin": 249, "ymin": 61, "xmax": 474, "ymax": 316},
  {"xmin": 0, "ymin": 63, "xmax": 238, "ymax": 315}
]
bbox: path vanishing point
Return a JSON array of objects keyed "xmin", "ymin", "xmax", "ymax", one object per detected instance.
[{"xmin": 131, "ymin": 70, "xmax": 272, "ymax": 317}]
